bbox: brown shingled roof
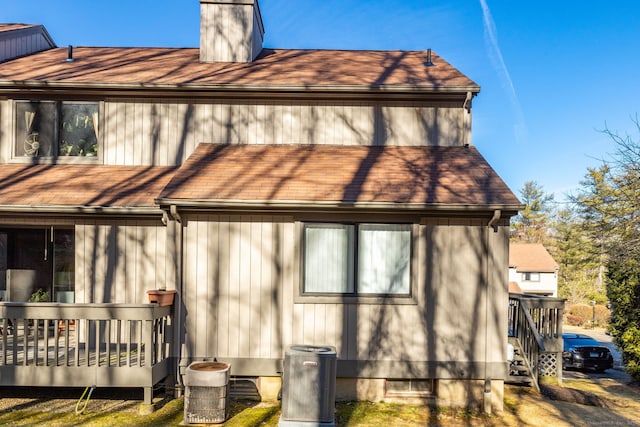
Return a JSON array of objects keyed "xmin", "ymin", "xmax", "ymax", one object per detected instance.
[
  {"xmin": 0, "ymin": 164, "xmax": 176, "ymax": 209},
  {"xmin": 508, "ymin": 281, "xmax": 524, "ymax": 294},
  {"xmin": 158, "ymin": 143, "xmax": 520, "ymax": 209},
  {"xmin": 0, "ymin": 47, "xmax": 478, "ymax": 90},
  {"xmin": 509, "ymin": 243, "xmax": 558, "ymax": 272}
]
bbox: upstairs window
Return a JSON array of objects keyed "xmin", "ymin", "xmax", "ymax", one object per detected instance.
[
  {"xmin": 522, "ymin": 272, "xmax": 540, "ymax": 282},
  {"xmin": 303, "ymin": 223, "xmax": 412, "ymax": 296},
  {"xmin": 15, "ymin": 101, "xmax": 99, "ymax": 158}
]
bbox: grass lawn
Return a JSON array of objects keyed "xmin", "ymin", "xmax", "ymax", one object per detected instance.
[
  {"xmin": 1, "ymin": 380, "xmax": 639, "ymax": 426},
  {"xmin": 0, "ymin": 398, "xmax": 487, "ymax": 427}
]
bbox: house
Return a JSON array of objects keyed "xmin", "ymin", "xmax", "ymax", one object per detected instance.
[
  {"xmin": 509, "ymin": 243, "xmax": 559, "ymax": 297},
  {"xmin": 0, "ymin": 0, "xmax": 523, "ymax": 411}
]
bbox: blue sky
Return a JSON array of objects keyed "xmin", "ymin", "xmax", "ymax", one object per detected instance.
[{"xmin": 4, "ymin": 0, "xmax": 639, "ymax": 203}]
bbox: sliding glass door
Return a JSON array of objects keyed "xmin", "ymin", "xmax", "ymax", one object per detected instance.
[{"xmin": 0, "ymin": 228, "xmax": 74, "ymax": 302}]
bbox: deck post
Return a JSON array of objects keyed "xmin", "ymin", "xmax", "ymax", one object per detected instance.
[{"xmin": 144, "ymin": 386, "xmax": 153, "ymax": 405}]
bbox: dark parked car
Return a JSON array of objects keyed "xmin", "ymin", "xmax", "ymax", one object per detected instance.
[{"xmin": 562, "ymin": 333, "xmax": 613, "ymax": 372}]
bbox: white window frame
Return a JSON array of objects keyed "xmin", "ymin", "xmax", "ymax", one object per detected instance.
[
  {"xmin": 522, "ymin": 272, "xmax": 540, "ymax": 282},
  {"xmin": 11, "ymin": 99, "xmax": 102, "ymax": 164}
]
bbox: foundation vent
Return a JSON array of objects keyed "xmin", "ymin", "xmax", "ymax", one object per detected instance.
[{"xmin": 385, "ymin": 379, "xmax": 435, "ymax": 398}]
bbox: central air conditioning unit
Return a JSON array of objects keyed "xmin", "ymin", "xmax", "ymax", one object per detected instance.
[{"xmin": 279, "ymin": 345, "xmax": 337, "ymax": 427}]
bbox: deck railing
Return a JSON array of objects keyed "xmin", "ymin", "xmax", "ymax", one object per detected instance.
[
  {"xmin": 508, "ymin": 294, "xmax": 565, "ymax": 389},
  {"xmin": 0, "ymin": 302, "xmax": 172, "ymax": 404}
]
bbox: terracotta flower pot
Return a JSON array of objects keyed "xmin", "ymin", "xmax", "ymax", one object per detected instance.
[{"xmin": 146, "ymin": 289, "xmax": 177, "ymax": 306}]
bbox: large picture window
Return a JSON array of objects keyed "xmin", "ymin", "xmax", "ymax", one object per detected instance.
[
  {"xmin": 303, "ymin": 223, "xmax": 411, "ymax": 296},
  {"xmin": 15, "ymin": 101, "xmax": 99, "ymax": 158}
]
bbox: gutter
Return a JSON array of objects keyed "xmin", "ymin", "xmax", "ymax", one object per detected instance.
[
  {"xmin": 0, "ymin": 81, "xmax": 480, "ymax": 105},
  {"xmin": 0, "ymin": 205, "xmax": 163, "ymax": 216},
  {"xmin": 156, "ymin": 198, "xmax": 523, "ymax": 217},
  {"xmin": 0, "ymin": 80, "xmax": 480, "ymax": 94},
  {"xmin": 156, "ymin": 198, "xmax": 523, "ymax": 213}
]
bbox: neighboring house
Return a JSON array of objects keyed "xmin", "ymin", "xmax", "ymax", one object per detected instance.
[
  {"xmin": 0, "ymin": 0, "xmax": 522, "ymax": 410},
  {"xmin": 509, "ymin": 243, "xmax": 559, "ymax": 297}
]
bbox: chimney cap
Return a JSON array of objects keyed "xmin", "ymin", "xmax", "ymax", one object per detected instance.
[
  {"xmin": 424, "ymin": 48, "xmax": 434, "ymax": 67},
  {"xmin": 65, "ymin": 45, "xmax": 74, "ymax": 62}
]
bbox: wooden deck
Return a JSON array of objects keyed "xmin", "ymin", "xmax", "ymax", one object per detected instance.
[
  {"xmin": 0, "ymin": 303, "xmax": 173, "ymax": 404},
  {"xmin": 508, "ymin": 294, "xmax": 565, "ymax": 389}
]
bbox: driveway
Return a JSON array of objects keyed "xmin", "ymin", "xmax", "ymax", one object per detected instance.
[{"xmin": 562, "ymin": 325, "xmax": 629, "ymax": 382}]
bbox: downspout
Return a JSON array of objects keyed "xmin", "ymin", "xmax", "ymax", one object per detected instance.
[
  {"xmin": 170, "ymin": 205, "xmax": 182, "ymax": 223},
  {"xmin": 484, "ymin": 209, "xmax": 501, "ymax": 415},
  {"xmin": 164, "ymin": 205, "xmax": 184, "ymax": 396},
  {"xmin": 463, "ymin": 91, "xmax": 473, "ymax": 147},
  {"xmin": 487, "ymin": 209, "xmax": 501, "ymax": 232},
  {"xmin": 175, "ymin": 215, "xmax": 185, "ymax": 395}
]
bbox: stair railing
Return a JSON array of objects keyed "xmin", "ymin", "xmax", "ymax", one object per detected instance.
[{"xmin": 508, "ymin": 293, "xmax": 565, "ymax": 391}]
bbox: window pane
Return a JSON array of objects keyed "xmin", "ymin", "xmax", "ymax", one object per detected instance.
[
  {"xmin": 358, "ymin": 224, "xmax": 411, "ymax": 294},
  {"xmin": 60, "ymin": 103, "xmax": 99, "ymax": 157},
  {"xmin": 304, "ymin": 224, "xmax": 354, "ymax": 293},
  {"xmin": 15, "ymin": 101, "xmax": 56, "ymax": 157}
]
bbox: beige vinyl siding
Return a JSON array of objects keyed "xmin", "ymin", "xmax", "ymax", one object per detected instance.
[
  {"xmin": 97, "ymin": 102, "xmax": 467, "ymax": 166},
  {"xmin": 75, "ymin": 220, "xmax": 169, "ymax": 304},
  {"xmin": 181, "ymin": 215, "xmax": 507, "ymax": 368},
  {"xmin": 2, "ymin": 100, "xmax": 468, "ymax": 164},
  {"xmin": 103, "ymin": 102, "xmax": 197, "ymax": 166},
  {"xmin": 289, "ymin": 218, "xmax": 506, "ymax": 364},
  {"xmin": 199, "ymin": 1, "xmax": 263, "ymax": 63},
  {"xmin": 0, "ymin": 100, "xmax": 8, "ymax": 162},
  {"xmin": 182, "ymin": 215, "xmax": 290, "ymax": 360}
]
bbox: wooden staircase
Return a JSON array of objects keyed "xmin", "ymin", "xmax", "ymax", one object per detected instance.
[
  {"xmin": 507, "ymin": 337, "xmax": 534, "ymax": 387},
  {"xmin": 507, "ymin": 294, "xmax": 566, "ymax": 390}
]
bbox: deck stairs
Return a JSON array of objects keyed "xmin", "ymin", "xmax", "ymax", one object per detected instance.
[
  {"xmin": 507, "ymin": 336, "xmax": 534, "ymax": 387},
  {"xmin": 507, "ymin": 294, "xmax": 566, "ymax": 391}
]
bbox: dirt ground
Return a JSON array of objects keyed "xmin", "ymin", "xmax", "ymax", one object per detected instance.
[
  {"xmin": 500, "ymin": 378, "xmax": 640, "ymax": 427},
  {"xmin": 493, "ymin": 325, "xmax": 640, "ymax": 427}
]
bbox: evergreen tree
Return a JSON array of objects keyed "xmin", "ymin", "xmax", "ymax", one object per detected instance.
[
  {"xmin": 511, "ymin": 181, "xmax": 555, "ymax": 244},
  {"xmin": 606, "ymin": 255, "xmax": 640, "ymax": 380},
  {"xmin": 573, "ymin": 117, "xmax": 640, "ymax": 381},
  {"xmin": 554, "ymin": 208, "xmax": 601, "ymax": 304},
  {"xmin": 570, "ymin": 166, "xmax": 618, "ymax": 296}
]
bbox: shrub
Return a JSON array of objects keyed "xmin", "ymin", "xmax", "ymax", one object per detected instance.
[
  {"xmin": 565, "ymin": 314, "xmax": 584, "ymax": 327},
  {"xmin": 566, "ymin": 303, "xmax": 610, "ymax": 328},
  {"xmin": 594, "ymin": 305, "xmax": 611, "ymax": 326},
  {"xmin": 568, "ymin": 304, "xmax": 593, "ymax": 326}
]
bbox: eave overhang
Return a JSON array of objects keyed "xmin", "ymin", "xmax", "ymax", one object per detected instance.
[
  {"xmin": 156, "ymin": 198, "xmax": 523, "ymax": 217},
  {"xmin": 0, "ymin": 80, "xmax": 479, "ymax": 103},
  {"xmin": 0, "ymin": 205, "xmax": 163, "ymax": 217}
]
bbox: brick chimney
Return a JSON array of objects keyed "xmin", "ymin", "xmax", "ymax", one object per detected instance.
[{"xmin": 199, "ymin": 0, "xmax": 265, "ymax": 63}]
